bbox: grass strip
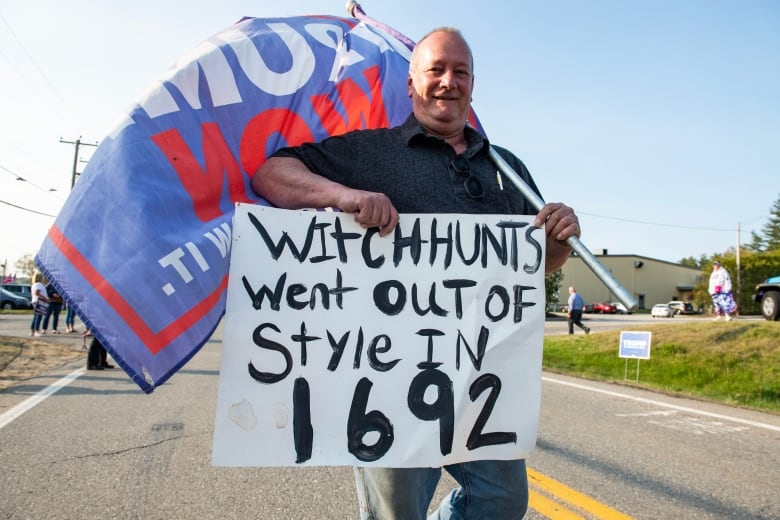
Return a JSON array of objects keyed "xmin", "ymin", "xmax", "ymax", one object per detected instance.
[{"xmin": 543, "ymin": 321, "xmax": 780, "ymax": 413}]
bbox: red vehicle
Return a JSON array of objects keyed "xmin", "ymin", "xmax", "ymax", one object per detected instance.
[{"xmin": 592, "ymin": 302, "xmax": 618, "ymax": 314}]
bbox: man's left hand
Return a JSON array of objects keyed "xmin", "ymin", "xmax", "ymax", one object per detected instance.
[{"xmin": 534, "ymin": 202, "xmax": 580, "ymax": 243}]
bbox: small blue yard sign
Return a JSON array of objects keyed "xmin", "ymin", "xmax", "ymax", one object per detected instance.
[{"xmin": 618, "ymin": 331, "xmax": 652, "ymax": 360}]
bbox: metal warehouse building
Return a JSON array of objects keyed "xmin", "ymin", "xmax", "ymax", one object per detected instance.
[{"xmin": 556, "ymin": 252, "xmax": 703, "ymax": 310}]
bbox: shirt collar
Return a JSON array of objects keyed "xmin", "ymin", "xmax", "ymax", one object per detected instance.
[{"xmin": 399, "ymin": 113, "xmax": 490, "ymax": 155}]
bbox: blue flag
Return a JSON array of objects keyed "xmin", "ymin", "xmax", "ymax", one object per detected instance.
[{"xmin": 36, "ymin": 13, "xmax": 487, "ymax": 393}]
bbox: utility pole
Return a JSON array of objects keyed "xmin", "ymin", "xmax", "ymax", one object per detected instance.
[
  {"xmin": 736, "ymin": 222, "xmax": 742, "ymax": 302},
  {"xmin": 59, "ymin": 136, "xmax": 98, "ymax": 188}
]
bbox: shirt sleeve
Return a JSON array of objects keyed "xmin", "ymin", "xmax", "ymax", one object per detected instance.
[{"xmin": 271, "ymin": 131, "xmax": 367, "ymax": 187}]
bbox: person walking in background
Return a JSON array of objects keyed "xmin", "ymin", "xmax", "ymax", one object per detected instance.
[
  {"xmin": 29, "ymin": 273, "xmax": 49, "ymax": 337},
  {"xmin": 567, "ymin": 286, "xmax": 590, "ymax": 335},
  {"xmin": 708, "ymin": 261, "xmax": 737, "ymax": 321},
  {"xmin": 41, "ymin": 283, "xmax": 64, "ymax": 334}
]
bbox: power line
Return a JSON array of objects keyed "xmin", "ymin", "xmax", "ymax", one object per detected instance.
[
  {"xmin": 0, "ymin": 198, "xmax": 56, "ymax": 217},
  {"xmin": 0, "ymin": 162, "xmax": 61, "ymax": 195},
  {"xmin": 0, "ymin": 11, "xmax": 67, "ymax": 105},
  {"xmin": 0, "ymin": 11, "xmax": 74, "ymax": 131},
  {"xmin": 579, "ymin": 211, "xmax": 762, "ymax": 233}
]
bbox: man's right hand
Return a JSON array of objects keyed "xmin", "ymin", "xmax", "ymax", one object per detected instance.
[{"xmin": 336, "ymin": 189, "xmax": 399, "ymax": 236}]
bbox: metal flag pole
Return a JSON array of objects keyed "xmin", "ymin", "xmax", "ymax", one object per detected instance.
[{"xmin": 488, "ymin": 147, "xmax": 638, "ymax": 312}]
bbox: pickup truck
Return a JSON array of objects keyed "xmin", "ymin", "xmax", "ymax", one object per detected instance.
[{"xmin": 754, "ymin": 275, "xmax": 780, "ymax": 321}]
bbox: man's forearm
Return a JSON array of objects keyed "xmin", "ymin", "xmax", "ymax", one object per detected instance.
[
  {"xmin": 253, "ymin": 156, "xmax": 400, "ymax": 235},
  {"xmin": 545, "ymin": 239, "xmax": 573, "ymax": 274},
  {"xmin": 252, "ymin": 157, "xmax": 344, "ymax": 210}
]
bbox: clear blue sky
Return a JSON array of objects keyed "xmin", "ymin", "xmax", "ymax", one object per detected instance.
[{"xmin": 1, "ymin": 0, "xmax": 778, "ymax": 276}]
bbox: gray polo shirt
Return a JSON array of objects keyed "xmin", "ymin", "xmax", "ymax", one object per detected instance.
[{"xmin": 272, "ymin": 113, "xmax": 542, "ymax": 216}]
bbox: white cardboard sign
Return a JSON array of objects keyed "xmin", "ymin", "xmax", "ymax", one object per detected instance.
[{"xmin": 213, "ymin": 204, "xmax": 546, "ymax": 467}]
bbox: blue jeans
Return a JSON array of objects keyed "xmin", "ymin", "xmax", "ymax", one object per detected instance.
[
  {"xmin": 30, "ymin": 312, "xmax": 44, "ymax": 332},
  {"xmin": 65, "ymin": 306, "xmax": 76, "ymax": 328},
  {"xmin": 42, "ymin": 302, "xmax": 63, "ymax": 331},
  {"xmin": 354, "ymin": 459, "xmax": 528, "ymax": 519}
]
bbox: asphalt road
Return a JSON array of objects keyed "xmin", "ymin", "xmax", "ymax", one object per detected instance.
[{"xmin": 1, "ymin": 312, "xmax": 777, "ymax": 519}]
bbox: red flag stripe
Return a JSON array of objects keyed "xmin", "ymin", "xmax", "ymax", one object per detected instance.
[{"xmin": 47, "ymin": 225, "xmax": 227, "ymax": 355}]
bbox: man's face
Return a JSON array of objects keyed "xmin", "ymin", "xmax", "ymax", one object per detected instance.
[{"xmin": 407, "ymin": 31, "xmax": 474, "ymax": 136}]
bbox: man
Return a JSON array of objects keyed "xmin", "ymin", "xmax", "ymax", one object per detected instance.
[
  {"xmin": 567, "ymin": 286, "xmax": 590, "ymax": 335},
  {"xmin": 253, "ymin": 27, "xmax": 581, "ymax": 520},
  {"xmin": 708, "ymin": 261, "xmax": 736, "ymax": 321}
]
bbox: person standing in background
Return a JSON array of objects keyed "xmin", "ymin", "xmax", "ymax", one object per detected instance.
[
  {"xmin": 87, "ymin": 336, "xmax": 115, "ymax": 370},
  {"xmin": 708, "ymin": 261, "xmax": 737, "ymax": 321},
  {"xmin": 567, "ymin": 286, "xmax": 590, "ymax": 335},
  {"xmin": 41, "ymin": 283, "xmax": 64, "ymax": 334},
  {"xmin": 64, "ymin": 302, "xmax": 78, "ymax": 333},
  {"xmin": 29, "ymin": 273, "xmax": 49, "ymax": 337}
]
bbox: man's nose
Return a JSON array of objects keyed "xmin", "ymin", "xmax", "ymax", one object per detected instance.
[{"xmin": 440, "ymin": 71, "xmax": 456, "ymax": 89}]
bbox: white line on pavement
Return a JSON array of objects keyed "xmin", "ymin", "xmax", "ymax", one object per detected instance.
[
  {"xmin": 0, "ymin": 368, "xmax": 85, "ymax": 430},
  {"xmin": 543, "ymin": 376, "xmax": 780, "ymax": 433}
]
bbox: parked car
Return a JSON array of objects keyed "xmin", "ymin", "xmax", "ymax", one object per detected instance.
[
  {"xmin": 610, "ymin": 302, "xmax": 633, "ymax": 315},
  {"xmin": 667, "ymin": 301, "xmax": 695, "ymax": 315},
  {"xmin": 582, "ymin": 303, "xmax": 595, "ymax": 313},
  {"xmin": 651, "ymin": 303, "xmax": 673, "ymax": 318},
  {"xmin": 0, "ymin": 287, "xmax": 32, "ymax": 309},
  {"xmin": 2, "ymin": 283, "xmax": 32, "ymax": 301},
  {"xmin": 592, "ymin": 302, "xmax": 618, "ymax": 314},
  {"xmin": 753, "ymin": 275, "xmax": 780, "ymax": 321}
]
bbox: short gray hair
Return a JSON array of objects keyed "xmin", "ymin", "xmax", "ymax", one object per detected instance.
[{"xmin": 410, "ymin": 27, "xmax": 474, "ymax": 73}]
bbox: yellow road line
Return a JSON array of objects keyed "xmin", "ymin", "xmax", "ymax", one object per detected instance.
[
  {"xmin": 528, "ymin": 467, "xmax": 634, "ymax": 520},
  {"xmin": 529, "ymin": 490, "xmax": 586, "ymax": 519}
]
